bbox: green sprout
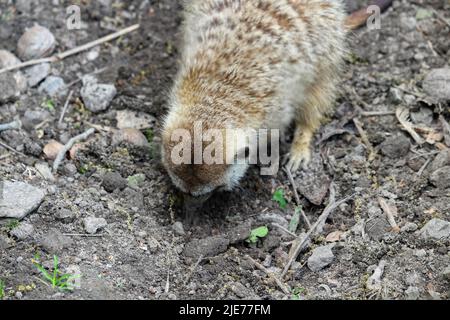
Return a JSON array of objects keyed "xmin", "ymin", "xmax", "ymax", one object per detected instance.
[
  {"xmin": 246, "ymin": 226, "xmax": 269, "ymax": 244},
  {"xmin": 33, "ymin": 255, "xmax": 79, "ymax": 291},
  {"xmin": 41, "ymin": 99, "xmax": 55, "ymax": 111},
  {"xmin": 0, "ymin": 279, "xmax": 5, "ymax": 299},
  {"xmin": 6, "ymin": 219, "xmax": 19, "ymax": 231},
  {"xmin": 291, "ymin": 287, "xmax": 306, "ymax": 300},
  {"xmin": 272, "ymin": 188, "xmax": 287, "ymax": 209}
]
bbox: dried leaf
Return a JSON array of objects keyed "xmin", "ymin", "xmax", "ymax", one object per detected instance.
[
  {"xmin": 325, "ymin": 231, "xmax": 344, "ymax": 242},
  {"xmin": 396, "ymin": 107, "xmax": 425, "ymax": 145}
]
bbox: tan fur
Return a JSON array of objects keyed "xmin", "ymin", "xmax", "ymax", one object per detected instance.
[{"xmin": 162, "ymin": 0, "xmax": 347, "ymax": 196}]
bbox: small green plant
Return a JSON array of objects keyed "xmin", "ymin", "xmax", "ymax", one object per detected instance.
[
  {"xmin": 144, "ymin": 128, "xmax": 154, "ymax": 142},
  {"xmin": 33, "ymin": 255, "xmax": 79, "ymax": 291},
  {"xmin": 272, "ymin": 188, "xmax": 287, "ymax": 209},
  {"xmin": 6, "ymin": 219, "xmax": 19, "ymax": 231},
  {"xmin": 246, "ymin": 226, "xmax": 269, "ymax": 244},
  {"xmin": 41, "ymin": 99, "xmax": 55, "ymax": 111},
  {"xmin": 291, "ymin": 287, "xmax": 306, "ymax": 300},
  {"xmin": 288, "ymin": 206, "xmax": 302, "ymax": 233},
  {"xmin": 0, "ymin": 279, "xmax": 5, "ymax": 299}
]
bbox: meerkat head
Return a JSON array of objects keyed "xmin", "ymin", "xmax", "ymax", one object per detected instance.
[{"xmin": 161, "ymin": 115, "xmax": 250, "ymax": 198}]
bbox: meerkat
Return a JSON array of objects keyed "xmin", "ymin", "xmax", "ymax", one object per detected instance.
[{"xmin": 161, "ymin": 0, "xmax": 392, "ymax": 198}]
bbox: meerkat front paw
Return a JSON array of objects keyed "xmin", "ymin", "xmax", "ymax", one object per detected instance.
[{"xmin": 286, "ymin": 144, "xmax": 311, "ymax": 172}]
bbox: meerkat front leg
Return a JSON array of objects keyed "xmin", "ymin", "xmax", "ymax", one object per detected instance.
[{"xmin": 286, "ymin": 77, "xmax": 337, "ymax": 172}]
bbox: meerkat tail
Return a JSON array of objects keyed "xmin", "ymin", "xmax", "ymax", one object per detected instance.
[{"xmin": 345, "ymin": 0, "xmax": 393, "ymax": 30}]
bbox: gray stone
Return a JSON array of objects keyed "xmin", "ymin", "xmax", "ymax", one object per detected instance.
[
  {"xmin": 0, "ymin": 50, "xmax": 27, "ymax": 92},
  {"xmin": 380, "ymin": 135, "xmax": 410, "ymax": 158},
  {"xmin": 0, "ymin": 72, "xmax": 20, "ymax": 103},
  {"xmin": 10, "ymin": 222, "xmax": 34, "ymax": 240},
  {"xmin": 184, "ymin": 236, "xmax": 230, "ymax": 259},
  {"xmin": 127, "ymin": 173, "xmax": 146, "ymax": 189},
  {"xmin": 0, "ymin": 181, "xmax": 46, "ymax": 219},
  {"xmin": 401, "ymin": 222, "xmax": 418, "ymax": 233},
  {"xmin": 112, "ymin": 128, "xmax": 149, "ymax": 148},
  {"xmin": 430, "ymin": 166, "xmax": 450, "ymax": 189},
  {"xmin": 35, "ymin": 163, "xmax": 55, "ymax": 181},
  {"xmin": 83, "ymin": 217, "xmax": 107, "ymax": 234},
  {"xmin": 442, "ymin": 266, "xmax": 450, "ymax": 281},
  {"xmin": 39, "ymin": 228, "xmax": 73, "ymax": 253},
  {"xmin": 410, "ymin": 107, "xmax": 433, "ymax": 125},
  {"xmin": 102, "ymin": 172, "xmax": 127, "ymax": 192},
  {"xmin": 430, "ymin": 150, "xmax": 450, "ymax": 172},
  {"xmin": 405, "ymin": 286, "xmax": 420, "ymax": 300},
  {"xmin": 17, "ymin": 24, "xmax": 55, "ymax": 60},
  {"xmin": 38, "ymin": 76, "xmax": 67, "ymax": 97},
  {"xmin": 55, "ymin": 209, "xmax": 75, "ymax": 223},
  {"xmin": 172, "ymin": 221, "xmax": 185, "ymax": 236},
  {"xmin": 80, "ymin": 78, "xmax": 116, "ymax": 112},
  {"xmin": 419, "ymin": 218, "xmax": 450, "ymax": 240},
  {"xmin": 388, "ymin": 87, "xmax": 403, "ymax": 104},
  {"xmin": 24, "ymin": 63, "xmax": 51, "ymax": 87},
  {"xmin": 423, "ymin": 68, "xmax": 450, "ymax": 101},
  {"xmin": 22, "ymin": 109, "xmax": 51, "ymax": 130},
  {"xmin": 307, "ymin": 244, "xmax": 335, "ymax": 272}
]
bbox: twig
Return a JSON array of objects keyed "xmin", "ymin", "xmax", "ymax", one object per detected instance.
[
  {"xmin": 439, "ymin": 115, "xmax": 450, "ymax": 147},
  {"xmin": 378, "ymin": 197, "xmax": 400, "ymax": 233},
  {"xmin": 246, "ymin": 255, "xmax": 291, "ymax": 295},
  {"xmin": 361, "ymin": 111, "xmax": 396, "ymax": 117},
  {"xmin": 52, "ymin": 128, "xmax": 95, "ymax": 173},
  {"xmin": 353, "ymin": 118, "xmax": 376, "ymax": 161},
  {"xmin": 0, "ymin": 140, "xmax": 27, "ymax": 157},
  {"xmin": 0, "ymin": 24, "xmax": 140, "ymax": 74},
  {"xmin": 0, "ymin": 119, "xmax": 22, "ymax": 132},
  {"xmin": 417, "ymin": 158, "xmax": 431, "ymax": 177},
  {"xmin": 283, "ymin": 167, "xmax": 312, "ymax": 230},
  {"xmin": 396, "ymin": 107, "xmax": 425, "ymax": 145},
  {"xmin": 281, "ymin": 185, "xmax": 354, "ymax": 278},
  {"xmin": 184, "ymin": 255, "xmax": 204, "ymax": 285},
  {"xmin": 63, "ymin": 233, "xmax": 103, "ymax": 238},
  {"xmin": 271, "ymin": 223, "xmax": 297, "ymax": 238},
  {"xmin": 430, "ymin": 7, "xmax": 450, "ymax": 28},
  {"xmin": 58, "ymin": 90, "xmax": 74, "ymax": 127}
]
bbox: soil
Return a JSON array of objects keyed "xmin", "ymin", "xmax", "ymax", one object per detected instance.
[{"xmin": 0, "ymin": 0, "xmax": 449, "ymax": 300}]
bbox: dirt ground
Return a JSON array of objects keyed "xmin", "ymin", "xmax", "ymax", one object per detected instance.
[{"xmin": 0, "ymin": 0, "xmax": 449, "ymax": 300}]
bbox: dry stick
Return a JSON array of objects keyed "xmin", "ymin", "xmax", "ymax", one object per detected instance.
[
  {"xmin": 0, "ymin": 119, "xmax": 22, "ymax": 132},
  {"xmin": 0, "ymin": 24, "xmax": 140, "ymax": 75},
  {"xmin": 378, "ymin": 197, "xmax": 400, "ymax": 233},
  {"xmin": 0, "ymin": 140, "xmax": 26, "ymax": 157},
  {"xmin": 52, "ymin": 128, "xmax": 95, "ymax": 173},
  {"xmin": 431, "ymin": 8, "xmax": 450, "ymax": 28},
  {"xmin": 417, "ymin": 158, "xmax": 431, "ymax": 178},
  {"xmin": 281, "ymin": 187, "xmax": 354, "ymax": 278},
  {"xmin": 283, "ymin": 167, "xmax": 312, "ymax": 230},
  {"xmin": 353, "ymin": 118, "xmax": 376, "ymax": 161},
  {"xmin": 58, "ymin": 90, "xmax": 74, "ymax": 127},
  {"xmin": 184, "ymin": 255, "xmax": 204, "ymax": 285},
  {"xmin": 361, "ymin": 111, "xmax": 396, "ymax": 117},
  {"xmin": 246, "ymin": 255, "xmax": 291, "ymax": 295},
  {"xmin": 63, "ymin": 233, "xmax": 103, "ymax": 238},
  {"xmin": 271, "ymin": 223, "xmax": 297, "ymax": 238}
]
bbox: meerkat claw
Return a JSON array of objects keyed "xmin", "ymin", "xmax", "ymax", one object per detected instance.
[{"xmin": 286, "ymin": 149, "xmax": 311, "ymax": 172}]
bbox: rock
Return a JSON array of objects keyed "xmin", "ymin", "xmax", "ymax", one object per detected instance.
[
  {"xmin": 10, "ymin": 222, "xmax": 34, "ymax": 240},
  {"xmin": 405, "ymin": 286, "xmax": 420, "ymax": 300},
  {"xmin": 388, "ymin": 87, "xmax": 403, "ymax": 104},
  {"xmin": 295, "ymin": 153, "xmax": 331, "ymax": 205},
  {"xmin": 83, "ymin": 217, "xmax": 107, "ymax": 234},
  {"xmin": 227, "ymin": 221, "xmax": 252, "ymax": 244},
  {"xmin": 38, "ymin": 76, "xmax": 67, "ymax": 97},
  {"xmin": 414, "ymin": 249, "xmax": 427, "ymax": 257},
  {"xmin": 401, "ymin": 222, "xmax": 418, "ymax": 233},
  {"xmin": 365, "ymin": 217, "xmax": 391, "ymax": 241},
  {"xmin": 102, "ymin": 171, "xmax": 127, "ymax": 192},
  {"xmin": 39, "ymin": 228, "xmax": 73, "ymax": 253},
  {"xmin": 55, "ymin": 209, "xmax": 75, "ymax": 223},
  {"xmin": 430, "ymin": 166, "xmax": 450, "ymax": 189},
  {"xmin": 35, "ymin": 162, "xmax": 55, "ymax": 181},
  {"xmin": 410, "ymin": 107, "xmax": 433, "ymax": 125},
  {"xmin": 127, "ymin": 173, "xmax": 146, "ymax": 189},
  {"xmin": 43, "ymin": 140, "xmax": 64, "ymax": 160},
  {"xmin": 80, "ymin": 76, "xmax": 116, "ymax": 112},
  {"xmin": 0, "ymin": 72, "xmax": 20, "ymax": 103},
  {"xmin": 184, "ymin": 236, "xmax": 230, "ymax": 259},
  {"xmin": 0, "ymin": 234, "xmax": 11, "ymax": 250},
  {"xmin": 423, "ymin": 68, "xmax": 450, "ymax": 101},
  {"xmin": 172, "ymin": 221, "xmax": 185, "ymax": 236},
  {"xmin": 442, "ymin": 266, "xmax": 450, "ymax": 281},
  {"xmin": 22, "ymin": 109, "xmax": 51, "ymax": 130},
  {"xmin": 17, "ymin": 24, "xmax": 55, "ymax": 60},
  {"xmin": 116, "ymin": 110, "xmax": 156, "ymax": 130},
  {"xmin": 0, "ymin": 181, "xmax": 46, "ymax": 219},
  {"xmin": 112, "ymin": 128, "xmax": 149, "ymax": 148},
  {"xmin": 0, "ymin": 50, "xmax": 27, "ymax": 91},
  {"xmin": 63, "ymin": 163, "xmax": 78, "ymax": 176},
  {"xmin": 307, "ymin": 244, "xmax": 335, "ymax": 272},
  {"xmin": 380, "ymin": 135, "xmax": 410, "ymax": 158},
  {"xmin": 24, "ymin": 63, "xmax": 51, "ymax": 87},
  {"xmin": 419, "ymin": 218, "xmax": 450, "ymax": 240},
  {"xmin": 430, "ymin": 150, "xmax": 450, "ymax": 172},
  {"xmin": 258, "ymin": 212, "xmax": 289, "ymax": 228}
]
